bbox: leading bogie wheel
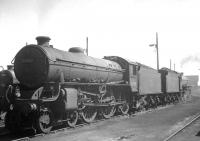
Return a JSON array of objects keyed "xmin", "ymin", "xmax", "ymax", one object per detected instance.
[
  {"xmin": 36, "ymin": 109, "xmax": 53, "ymax": 133},
  {"xmin": 67, "ymin": 111, "xmax": 78, "ymax": 127}
]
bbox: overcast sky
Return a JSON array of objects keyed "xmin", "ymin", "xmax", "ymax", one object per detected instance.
[{"xmin": 0, "ymin": 0, "xmax": 200, "ymax": 76}]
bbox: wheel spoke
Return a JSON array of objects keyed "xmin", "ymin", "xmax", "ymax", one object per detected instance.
[
  {"xmin": 67, "ymin": 111, "xmax": 78, "ymax": 127},
  {"xmin": 36, "ymin": 110, "xmax": 53, "ymax": 133},
  {"xmin": 119, "ymin": 103, "xmax": 129, "ymax": 115},
  {"xmin": 81, "ymin": 106, "xmax": 97, "ymax": 123},
  {"xmin": 102, "ymin": 106, "xmax": 116, "ymax": 119}
]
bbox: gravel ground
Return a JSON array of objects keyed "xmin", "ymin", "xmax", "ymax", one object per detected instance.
[{"xmin": 31, "ymin": 90, "xmax": 200, "ymax": 141}]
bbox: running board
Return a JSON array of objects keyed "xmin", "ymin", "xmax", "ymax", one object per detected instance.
[{"xmin": 83, "ymin": 101, "xmax": 125, "ymax": 107}]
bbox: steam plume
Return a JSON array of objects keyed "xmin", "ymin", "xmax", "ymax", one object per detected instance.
[{"xmin": 181, "ymin": 54, "xmax": 200, "ymax": 67}]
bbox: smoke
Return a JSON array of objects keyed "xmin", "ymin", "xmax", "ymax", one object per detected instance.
[{"xmin": 181, "ymin": 54, "xmax": 200, "ymax": 67}]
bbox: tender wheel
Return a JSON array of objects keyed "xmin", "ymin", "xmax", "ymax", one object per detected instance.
[
  {"xmin": 118, "ymin": 103, "xmax": 129, "ymax": 115},
  {"xmin": 136, "ymin": 97, "xmax": 146, "ymax": 111},
  {"xmin": 164, "ymin": 95, "xmax": 169, "ymax": 104},
  {"xmin": 67, "ymin": 111, "xmax": 78, "ymax": 127},
  {"xmin": 36, "ymin": 110, "xmax": 53, "ymax": 133},
  {"xmin": 80, "ymin": 106, "xmax": 97, "ymax": 123},
  {"xmin": 101, "ymin": 105, "xmax": 116, "ymax": 119}
]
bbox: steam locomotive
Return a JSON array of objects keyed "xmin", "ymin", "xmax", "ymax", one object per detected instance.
[
  {"xmin": 5, "ymin": 36, "xmax": 183, "ymax": 133},
  {"xmin": 0, "ymin": 65, "xmax": 18, "ymax": 119}
]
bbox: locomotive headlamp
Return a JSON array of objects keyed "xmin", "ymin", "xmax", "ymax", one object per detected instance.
[
  {"xmin": 15, "ymin": 88, "xmax": 21, "ymax": 98},
  {"xmin": 15, "ymin": 91, "xmax": 21, "ymax": 97},
  {"xmin": 15, "ymin": 89, "xmax": 21, "ymax": 97},
  {"xmin": 15, "ymin": 86, "xmax": 21, "ymax": 97},
  {"xmin": 29, "ymin": 103, "xmax": 37, "ymax": 111},
  {"xmin": 9, "ymin": 104, "xmax": 13, "ymax": 110}
]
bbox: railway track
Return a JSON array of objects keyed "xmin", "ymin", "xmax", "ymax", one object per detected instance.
[
  {"xmin": 163, "ymin": 113, "xmax": 200, "ymax": 141},
  {"xmin": 3, "ymin": 114, "xmax": 129, "ymax": 141},
  {"xmin": 0, "ymin": 105, "xmax": 171, "ymax": 141}
]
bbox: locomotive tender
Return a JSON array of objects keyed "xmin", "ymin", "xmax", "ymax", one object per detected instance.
[{"xmin": 5, "ymin": 36, "xmax": 183, "ymax": 133}]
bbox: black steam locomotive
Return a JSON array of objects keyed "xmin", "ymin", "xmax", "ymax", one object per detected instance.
[
  {"xmin": 0, "ymin": 65, "xmax": 18, "ymax": 119},
  {"xmin": 5, "ymin": 36, "xmax": 183, "ymax": 133}
]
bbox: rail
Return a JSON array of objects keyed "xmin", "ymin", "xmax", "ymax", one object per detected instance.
[{"xmin": 163, "ymin": 113, "xmax": 200, "ymax": 141}]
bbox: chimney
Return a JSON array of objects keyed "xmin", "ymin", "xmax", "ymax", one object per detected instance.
[{"xmin": 36, "ymin": 36, "xmax": 51, "ymax": 47}]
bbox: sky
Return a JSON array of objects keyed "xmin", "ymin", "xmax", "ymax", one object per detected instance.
[{"xmin": 0, "ymin": 0, "xmax": 200, "ymax": 77}]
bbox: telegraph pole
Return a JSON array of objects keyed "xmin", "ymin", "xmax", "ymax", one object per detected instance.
[
  {"xmin": 174, "ymin": 63, "xmax": 176, "ymax": 71},
  {"xmin": 156, "ymin": 32, "xmax": 159, "ymax": 70},
  {"xmin": 86, "ymin": 37, "xmax": 88, "ymax": 56},
  {"xmin": 149, "ymin": 32, "xmax": 159, "ymax": 70}
]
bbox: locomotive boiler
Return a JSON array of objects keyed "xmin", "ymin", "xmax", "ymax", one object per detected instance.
[{"xmin": 14, "ymin": 36, "xmax": 123, "ymax": 89}]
